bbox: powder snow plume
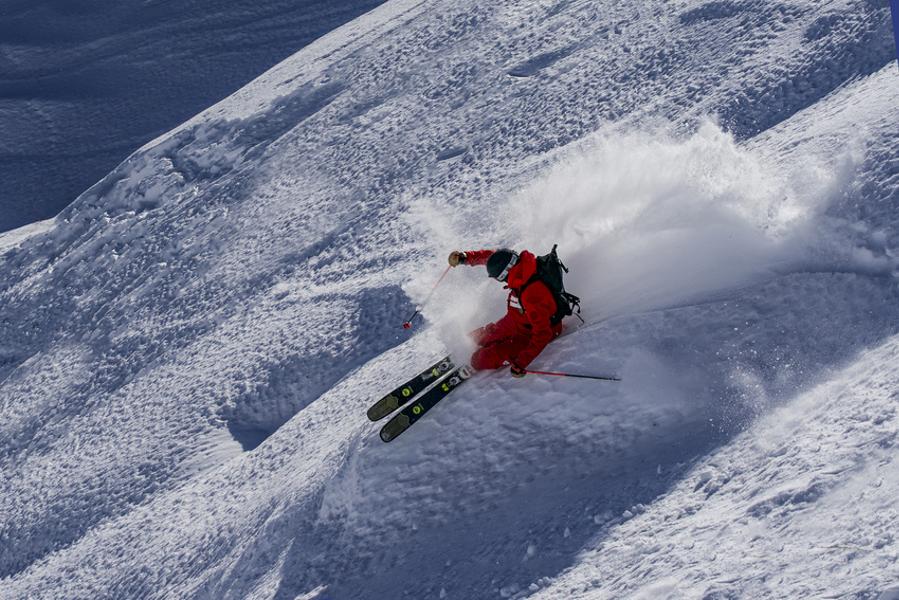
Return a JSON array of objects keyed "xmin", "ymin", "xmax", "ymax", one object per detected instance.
[
  {"xmin": 411, "ymin": 121, "xmax": 848, "ymax": 346},
  {"xmin": 509, "ymin": 122, "xmax": 848, "ymax": 320}
]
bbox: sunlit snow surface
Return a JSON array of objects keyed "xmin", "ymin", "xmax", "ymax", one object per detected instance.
[{"xmin": 1, "ymin": 0, "xmax": 898, "ymax": 598}]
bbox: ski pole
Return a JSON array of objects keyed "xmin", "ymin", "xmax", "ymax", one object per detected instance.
[
  {"xmin": 402, "ymin": 265, "xmax": 452, "ymax": 329},
  {"xmin": 524, "ymin": 368, "xmax": 621, "ymax": 382}
]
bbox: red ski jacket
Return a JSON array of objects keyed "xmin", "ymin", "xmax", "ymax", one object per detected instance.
[{"xmin": 463, "ymin": 249, "xmax": 563, "ymax": 369}]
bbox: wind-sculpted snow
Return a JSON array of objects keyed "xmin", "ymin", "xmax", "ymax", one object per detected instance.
[{"xmin": 0, "ymin": 0, "xmax": 897, "ymax": 598}]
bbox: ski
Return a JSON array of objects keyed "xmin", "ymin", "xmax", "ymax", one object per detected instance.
[
  {"xmin": 366, "ymin": 355, "xmax": 455, "ymax": 421},
  {"xmin": 379, "ymin": 365, "xmax": 473, "ymax": 442}
]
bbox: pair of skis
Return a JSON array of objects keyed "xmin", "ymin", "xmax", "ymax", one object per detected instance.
[{"xmin": 367, "ymin": 356, "xmax": 472, "ymax": 442}]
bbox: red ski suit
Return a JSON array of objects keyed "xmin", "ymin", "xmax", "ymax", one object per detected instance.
[{"xmin": 463, "ymin": 250, "xmax": 563, "ymax": 371}]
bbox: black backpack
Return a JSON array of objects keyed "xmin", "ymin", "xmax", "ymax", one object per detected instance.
[{"xmin": 521, "ymin": 244, "xmax": 583, "ymax": 325}]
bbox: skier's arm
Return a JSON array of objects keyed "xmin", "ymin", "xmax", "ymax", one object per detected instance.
[
  {"xmin": 511, "ymin": 285, "xmax": 557, "ymax": 369},
  {"xmin": 448, "ymin": 250, "xmax": 494, "ymax": 267}
]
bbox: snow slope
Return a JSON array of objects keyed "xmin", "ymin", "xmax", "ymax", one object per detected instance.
[
  {"xmin": 0, "ymin": 0, "xmax": 385, "ymax": 233},
  {"xmin": 0, "ymin": 0, "xmax": 897, "ymax": 598}
]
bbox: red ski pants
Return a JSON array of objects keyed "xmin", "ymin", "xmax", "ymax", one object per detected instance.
[{"xmin": 469, "ymin": 328, "xmax": 533, "ymax": 370}]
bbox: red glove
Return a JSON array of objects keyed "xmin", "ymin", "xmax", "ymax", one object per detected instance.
[{"xmin": 510, "ymin": 365, "xmax": 527, "ymax": 378}]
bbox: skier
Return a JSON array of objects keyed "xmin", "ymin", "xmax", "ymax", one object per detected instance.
[
  {"xmin": 372, "ymin": 247, "xmax": 596, "ymax": 441},
  {"xmin": 447, "ymin": 249, "xmax": 564, "ymax": 378}
]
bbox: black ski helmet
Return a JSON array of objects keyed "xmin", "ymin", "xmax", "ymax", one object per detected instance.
[{"xmin": 486, "ymin": 249, "xmax": 519, "ymax": 281}]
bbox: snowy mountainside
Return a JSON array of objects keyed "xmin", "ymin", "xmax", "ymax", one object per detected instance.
[
  {"xmin": 533, "ymin": 334, "xmax": 899, "ymax": 600},
  {"xmin": 0, "ymin": 0, "xmax": 386, "ymax": 232},
  {"xmin": 1, "ymin": 0, "xmax": 897, "ymax": 598}
]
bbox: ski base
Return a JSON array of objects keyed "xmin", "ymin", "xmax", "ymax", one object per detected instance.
[
  {"xmin": 367, "ymin": 355, "xmax": 454, "ymax": 421},
  {"xmin": 380, "ymin": 365, "xmax": 472, "ymax": 442}
]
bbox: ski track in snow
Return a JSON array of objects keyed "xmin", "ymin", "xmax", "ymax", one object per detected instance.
[{"xmin": 0, "ymin": 0, "xmax": 897, "ymax": 598}]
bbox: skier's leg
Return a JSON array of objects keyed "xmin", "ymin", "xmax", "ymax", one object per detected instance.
[
  {"xmin": 470, "ymin": 314, "xmax": 518, "ymax": 347},
  {"xmin": 470, "ymin": 344, "xmax": 509, "ymax": 370},
  {"xmin": 470, "ymin": 330, "xmax": 532, "ymax": 371},
  {"xmin": 469, "ymin": 325, "xmax": 496, "ymax": 347}
]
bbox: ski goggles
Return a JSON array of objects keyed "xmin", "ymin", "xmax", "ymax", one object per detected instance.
[{"xmin": 495, "ymin": 253, "xmax": 519, "ymax": 282}]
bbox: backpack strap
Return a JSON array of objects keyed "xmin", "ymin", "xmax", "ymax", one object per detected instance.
[
  {"xmin": 562, "ymin": 291, "xmax": 585, "ymax": 323},
  {"xmin": 550, "ymin": 244, "xmax": 569, "ymax": 274}
]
